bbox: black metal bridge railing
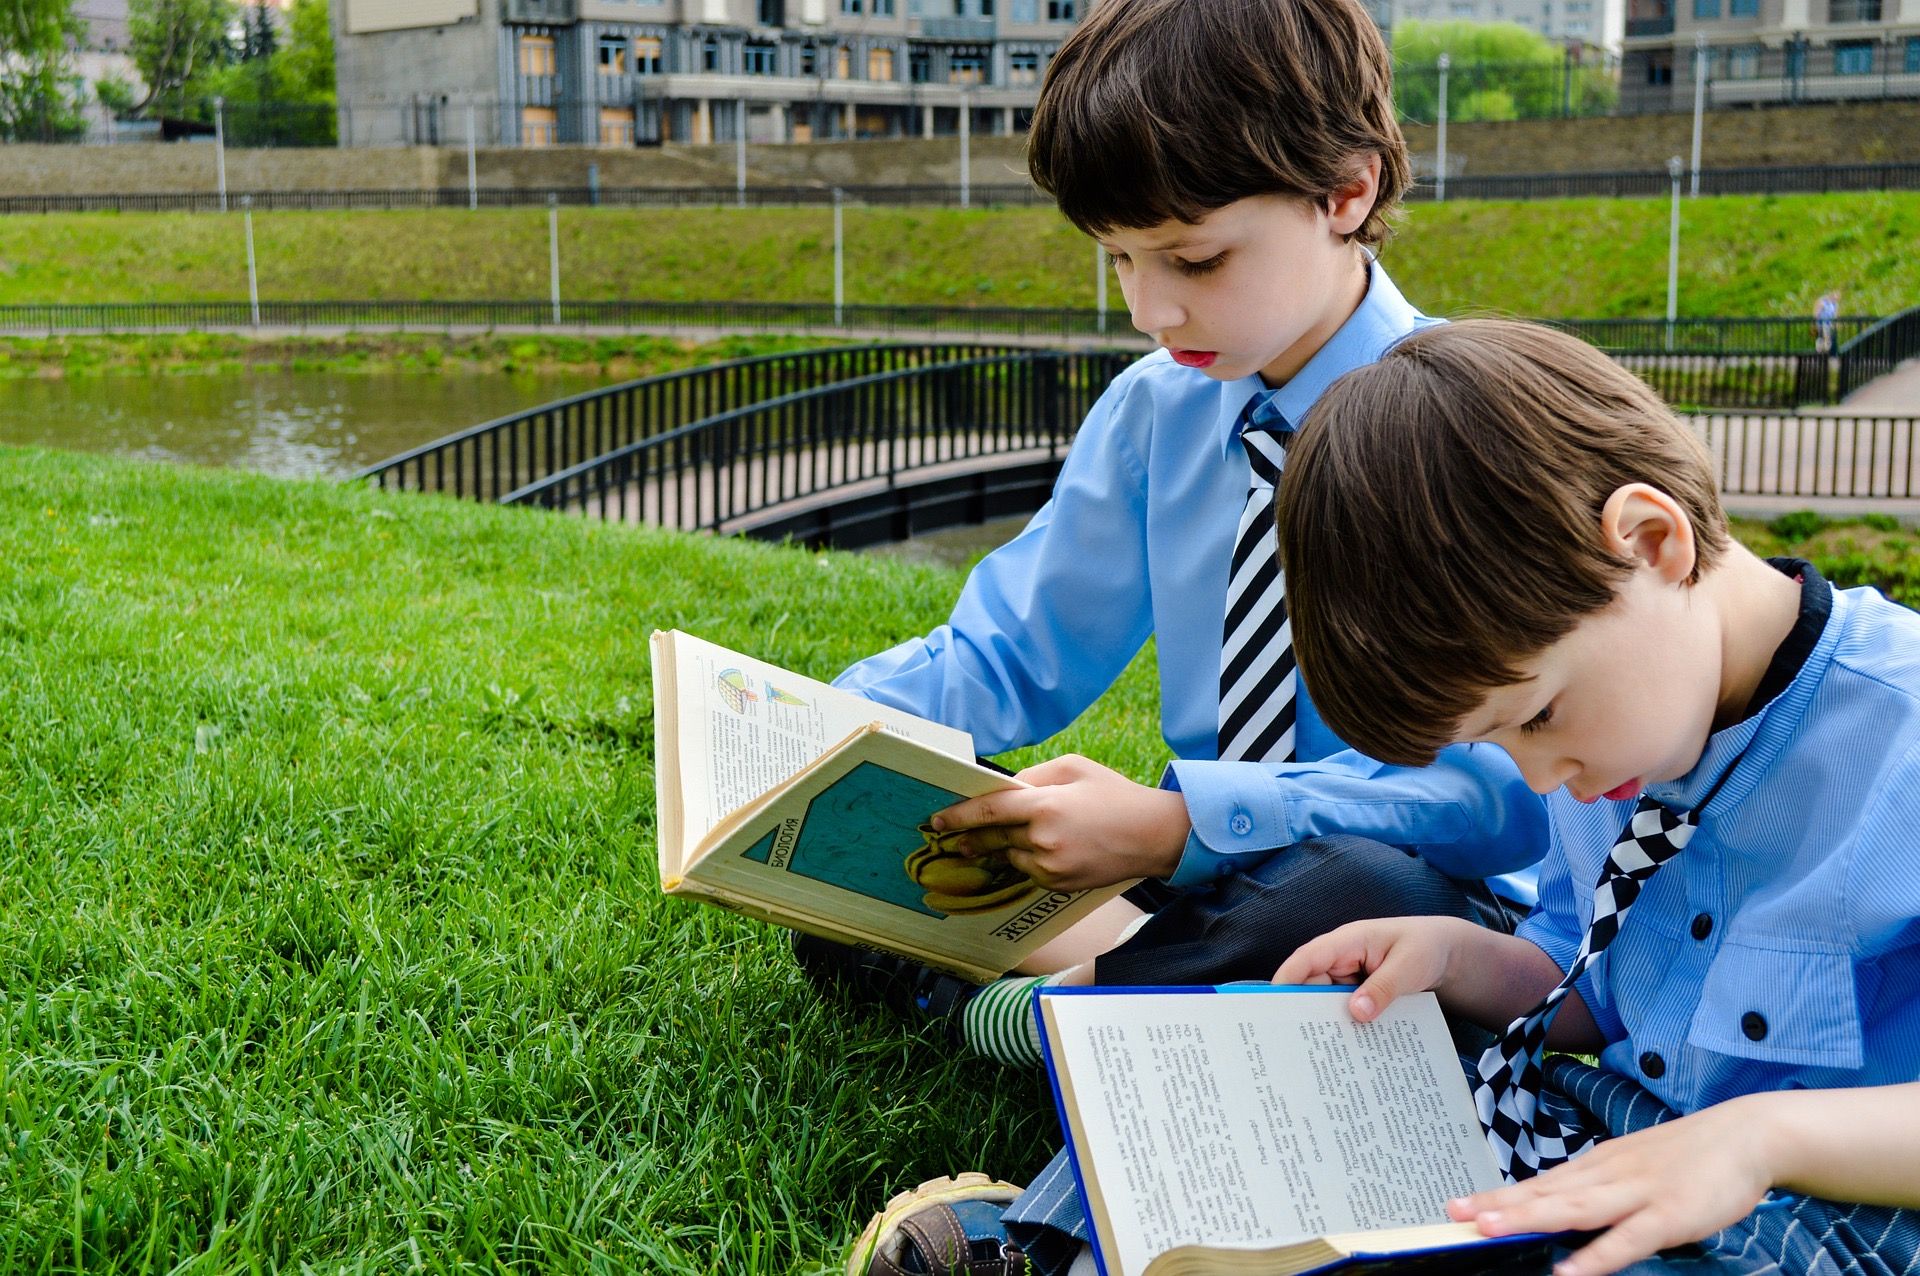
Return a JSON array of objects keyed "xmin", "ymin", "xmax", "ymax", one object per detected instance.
[
  {"xmin": 1837, "ymin": 305, "xmax": 1920, "ymax": 402},
  {"xmin": 351, "ymin": 342, "xmax": 1016, "ymax": 502},
  {"xmin": 501, "ymin": 350, "xmax": 1134, "ymax": 546}
]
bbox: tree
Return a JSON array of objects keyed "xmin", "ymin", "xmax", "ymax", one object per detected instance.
[
  {"xmin": 0, "ymin": 0, "xmax": 87, "ymax": 141},
  {"xmin": 1392, "ymin": 19, "xmax": 1618, "ymax": 123},
  {"xmin": 198, "ymin": 0, "xmax": 334, "ymax": 144},
  {"xmin": 126, "ymin": 0, "xmax": 236, "ymax": 115}
]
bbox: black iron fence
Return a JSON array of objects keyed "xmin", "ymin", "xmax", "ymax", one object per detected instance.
[
  {"xmin": 1837, "ymin": 306, "xmax": 1920, "ymax": 400},
  {"xmin": 1706, "ymin": 412, "xmax": 1920, "ymax": 501},
  {"xmin": 501, "ymin": 350, "xmax": 1133, "ymax": 542},
  {"xmin": 354, "ymin": 342, "xmax": 1014, "ymax": 501},
  {"xmin": 7, "ymin": 163, "xmax": 1920, "ymax": 215}
]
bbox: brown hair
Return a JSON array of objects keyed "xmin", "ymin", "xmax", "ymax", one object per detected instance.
[
  {"xmin": 1274, "ymin": 319, "xmax": 1732, "ymax": 767},
  {"xmin": 1026, "ymin": 0, "xmax": 1409, "ymax": 247}
]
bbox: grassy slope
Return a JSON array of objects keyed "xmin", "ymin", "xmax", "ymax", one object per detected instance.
[
  {"xmin": 0, "ymin": 192, "xmax": 1916, "ymax": 318},
  {"xmin": 7, "ymin": 444, "xmax": 1920, "ymax": 1272},
  {"xmin": 0, "ymin": 446, "xmax": 1169, "ymax": 1274}
]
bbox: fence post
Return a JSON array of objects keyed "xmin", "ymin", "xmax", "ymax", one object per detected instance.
[
  {"xmin": 1690, "ymin": 33, "xmax": 1708, "ymax": 198},
  {"xmin": 1435, "ymin": 54, "xmax": 1450, "ymax": 203},
  {"xmin": 833, "ymin": 187, "xmax": 845, "ymax": 329},
  {"xmin": 467, "ymin": 97, "xmax": 479, "ymax": 210},
  {"xmin": 1666, "ymin": 156, "xmax": 1683, "ymax": 352},
  {"xmin": 243, "ymin": 196, "xmax": 260, "ymax": 328},
  {"xmin": 737, "ymin": 99, "xmax": 748, "ymax": 209},
  {"xmin": 548, "ymin": 195, "xmax": 562, "ymax": 325},
  {"xmin": 959, "ymin": 89, "xmax": 972, "ymax": 210},
  {"xmin": 214, "ymin": 96, "xmax": 229, "ymax": 213}
]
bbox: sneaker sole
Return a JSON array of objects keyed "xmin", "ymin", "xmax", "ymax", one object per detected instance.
[{"xmin": 846, "ymin": 1172, "xmax": 1027, "ymax": 1275}]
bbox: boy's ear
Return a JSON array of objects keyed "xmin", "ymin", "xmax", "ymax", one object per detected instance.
[
  {"xmin": 1601, "ymin": 483, "xmax": 1698, "ymax": 584},
  {"xmin": 1325, "ymin": 155, "xmax": 1382, "ymax": 238}
]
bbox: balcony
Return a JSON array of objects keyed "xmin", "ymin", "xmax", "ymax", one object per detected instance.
[
  {"xmin": 1625, "ymin": 11, "xmax": 1675, "ymax": 34},
  {"xmin": 918, "ymin": 17, "xmax": 997, "ymax": 40},
  {"xmin": 506, "ymin": 0, "xmax": 577, "ymax": 24},
  {"xmin": 1827, "ymin": 0, "xmax": 1882, "ymax": 20}
]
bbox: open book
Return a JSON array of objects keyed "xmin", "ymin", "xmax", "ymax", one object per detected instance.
[
  {"xmin": 651, "ymin": 630, "xmax": 1130, "ymax": 983},
  {"xmin": 1036, "ymin": 986, "xmax": 1557, "ymax": 1276}
]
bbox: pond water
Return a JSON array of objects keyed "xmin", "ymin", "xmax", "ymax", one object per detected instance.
[{"xmin": 0, "ymin": 370, "xmax": 609, "ymax": 481}]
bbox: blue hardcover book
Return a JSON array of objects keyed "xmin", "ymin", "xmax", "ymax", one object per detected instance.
[{"xmin": 1033, "ymin": 985, "xmax": 1558, "ymax": 1276}]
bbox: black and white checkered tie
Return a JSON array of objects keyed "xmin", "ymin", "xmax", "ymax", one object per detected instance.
[
  {"xmin": 1474, "ymin": 796, "xmax": 1697, "ymax": 1180},
  {"xmin": 1218, "ymin": 393, "xmax": 1298, "ymax": 764}
]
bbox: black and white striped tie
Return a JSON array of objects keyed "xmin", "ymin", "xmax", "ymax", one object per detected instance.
[
  {"xmin": 1474, "ymin": 796, "xmax": 1696, "ymax": 1180},
  {"xmin": 1218, "ymin": 393, "xmax": 1299, "ymax": 764}
]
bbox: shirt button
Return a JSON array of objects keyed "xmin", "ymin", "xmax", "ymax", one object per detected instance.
[
  {"xmin": 1691, "ymin": 913, "xmax": 1713, "ymax": 941},
  {"xmin": 1229, "ymin": 813, "xmax": 1253, "ymax": 837},
  {"xmin": 1638, "ymin": 1051, "xmax": 1666, "ymax": 1079},
  {"xmin": 1741, "ymin": 1011, "xmax": 1769, "ymax": 1041}
]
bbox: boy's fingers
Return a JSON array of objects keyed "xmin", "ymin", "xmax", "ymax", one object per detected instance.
[
  {"xmin": 933, "ymin": 789, "xmax": 1039, "ymax": 832},
  {"xmin": 1555, "ymin": 1210, "xmax": 1675, "ymax": 1276}
]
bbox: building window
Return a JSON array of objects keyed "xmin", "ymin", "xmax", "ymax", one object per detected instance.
[
  {"xmin": 1645, "ymin": 52, "xmax": 1673, "ymax": 83},
  {"xmin": 600, "ymin": 106, "xmax": 635, "ymax": 145},
  {"xmin": 909, "ymin": 45, "xmax": 931, "ymax": 81},
  {"xmin": 598, "ymin": 35, "xmax": 628, "ymax": 73},
  {"xmin": 1828, "ymin": 0, "xmax": 1880, "ymax": 18},
  {"xmin": 1908, "ymin": 35, "xmax": 1920, "ymax": 72},
  {"xmin": 758, "ymin": 0, "xmax": 785, "ymax": 22},
  {"xmin": 1725, "ymin": 43, "xmax": 1759, "ymax": 76},
  {"xmin": 702, "ymin": 35, "xmax": 721, "ymax": 71},
  {"xmin": 1010, "ymin": 0, "xmax": 1037, "ymax": 17},
  {"xmin": 800, "ymin": 41, "xmax": 819, "ymax": 74},
  {"xmin": 1728, "ymin": 0, "xmax": 1756, "ymax": 14},
  {"xmin": 1008, "ymin": 49, "xmax": 1039, "ymax": 83},
  {"xmin": 841, "ymin": 0, "xmax": 861, "ymax": 10},
  {"xmin": 744, "ymin": 40, "xmax": 777, "ymax": 73},
  {"xmin": 836, "ymin": 44, "xmax": 852, "ymax": 77},
  {"xmin": 872, "ymin": 0, "xmax": 896, "ymax": 12},
  {"xmin": 868, "ymin": 47, "xmax": 895, "ymax": 79},
  {"xmin": 635, "ymin": 35, "xmax": 662, "ymax": 73},
  {"xmin": 1691, "ymin": 0, "xmax": 1717, "ymax": 17},
  {"xmin": 519, "ymin": 34, "xmax": 556, "ymax": 77},
  {"xmin": 1045, "ymin": 0, "xmax": 1074, "ymax": 18},
  {"xmin": 521, "ymin": 105, "xmax": 558, "ymax": 145},
  {"xmin": 951, "ymin": 47, "xmax": 987, "ymax": 84},
  {"xmin": 1833, "ymin": 38, "xmax": 1875, "ymax": 73}
]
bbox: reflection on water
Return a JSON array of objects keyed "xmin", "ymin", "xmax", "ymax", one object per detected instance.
[{"xmin": 0, "ymin": 370, "xmax": 608, "ymax": 481}]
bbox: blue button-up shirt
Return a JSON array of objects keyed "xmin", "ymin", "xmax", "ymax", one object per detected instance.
[
  {"xmin": 1518, "ymin": 583, "xmax": 1920, "ymax": 1113},
  {"xmin": 836, "ymin": 266, "xmax": 1547, "ymax": 897}
]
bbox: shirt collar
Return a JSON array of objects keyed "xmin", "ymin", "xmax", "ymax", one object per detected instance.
[{"xmin": 1217, "ymin": 261, "xmax": 1426, "ymax": 462}]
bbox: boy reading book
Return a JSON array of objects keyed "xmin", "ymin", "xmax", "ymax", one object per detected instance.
[
  {"xmin": 1267, "ymin": 320, "xmax": 1920, "ymax": 1276},
  {"xmin": 806, "ymin": 0, "xmax": 1547, "ymax": 1077}
]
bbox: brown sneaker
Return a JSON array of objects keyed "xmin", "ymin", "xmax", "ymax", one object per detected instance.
[{"xmin": 846, "ymin": 1173, "xmax": 1030, "ymax": 1276}]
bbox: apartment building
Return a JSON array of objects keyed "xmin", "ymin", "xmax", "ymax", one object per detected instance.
[
  {"xmin": 1619, "ymin": 0, "xmax": 1920, "ymax": 110},
  {"xmin": 332, "ymin": 0, "xmax": 1081, "ymax": 147}
]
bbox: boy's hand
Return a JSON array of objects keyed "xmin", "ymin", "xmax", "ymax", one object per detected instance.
[
  {"xmin": 1271, "ymin": 916, "xmax": 1476, "ymax": 1021},
  {"xmin": 929, "ymin": 754, "xmax": 1191, "ymax": 890},
  {"xmin": 1448, "ymin": 1097, "xmax": 1779, "ymax": 1276}
]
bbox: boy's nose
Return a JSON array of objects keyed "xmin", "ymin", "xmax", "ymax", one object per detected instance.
[
  {"xmin": 1513, "ymin": 752, "xmax": 1578, "ymax": 796},
  {"xmin": 1125, "ymin": 279, "xmax": 1184, "ymax": 338}
]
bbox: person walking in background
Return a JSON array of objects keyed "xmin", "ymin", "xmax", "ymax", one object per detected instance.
[{"xmin": 1814, "ymin": 289, "xmax": 1841, "ymax": 354}]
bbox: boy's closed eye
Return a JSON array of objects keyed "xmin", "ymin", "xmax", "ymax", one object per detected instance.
[
  {"xmin": 1174, "ymin": 252, "xmax": 1229, "ymax": 277},
  {"xmin": 1520, "ymin": 704, "xmax": 1555, "ymax": 736}
]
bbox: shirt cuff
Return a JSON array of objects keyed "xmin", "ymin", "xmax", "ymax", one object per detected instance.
[{"xmin": 1161, "ymin": 759, "xmax": 1291, "ymax": 888}]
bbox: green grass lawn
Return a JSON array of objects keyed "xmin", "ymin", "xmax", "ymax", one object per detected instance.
[
  {"xmin": 4, "ymin": 443, "xmax": 1916, "ymax": 1272},
  {"xmin": 1, "ymin": 192, "xmax": 1916, "ymax": 318}
]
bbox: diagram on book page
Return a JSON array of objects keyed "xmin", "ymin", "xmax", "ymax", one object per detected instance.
[{"xmin": 738, "ymin": 761, "xmax": 1047, "ymax": 918}]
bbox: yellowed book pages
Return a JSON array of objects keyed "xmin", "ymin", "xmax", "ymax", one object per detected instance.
[
  {"xmin": 651, "ymin": 629, "xmax": 1131, "ymax": 983},
  {"xmin": 1143, "ymin": 1222, "xmax": 1498, "ymax": 1275}
]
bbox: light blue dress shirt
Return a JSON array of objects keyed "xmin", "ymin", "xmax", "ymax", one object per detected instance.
[
  {"xmin": 1517, "ymin": 583, "xmax": 1920, "ymax": 1114},
  {"xmin": 836, "ymin": 266, "xmax": 1547, "ymax": 898}
]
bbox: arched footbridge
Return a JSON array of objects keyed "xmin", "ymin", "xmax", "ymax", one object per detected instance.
[{"xmin": 357, "ymin": 313, "xmax": 1920, "ymax": 544}]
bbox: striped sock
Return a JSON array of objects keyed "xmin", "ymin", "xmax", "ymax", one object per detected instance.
[{"xmin": 960, "ymin": 974, "xmax": 1050, "ymax": 1067}]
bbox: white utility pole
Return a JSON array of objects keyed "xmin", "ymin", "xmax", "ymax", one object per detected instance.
[
  {"xmin": 548, "ymin": 195, "xmax": 562, "ymax": 325},
  {"xmin": 737, "ymin": 100, "xmax": 748, "ymax": 208},
  {"xmin": 214, "ymin": 96, "xmax": 229, "ymax": 213},
  {"xmin": 1666, "ymin": 156, "xmax": 1683, "ymax": 351},
  {"xmin": 959, "ymin": 90, "xmax": 971, "ymax": 209},
  {"xmin": 1435, "ymin": 54, "xmax": 1450, "ymax": 203},
  {"xmin": 1689, "ymin": 33, "xmax": 1708, "ymax": 197},
  {"xmin": 466, "ymin": 98, "xmax": 479, "ymax": 210},
  {"xmin": 833, "ymin": 187, "xmax": 845, "ymax": 328},
  {"xmin": 243, "ymin": 196, "xmax": 260, "ymax": 327},
  {"xmin": 1095, "ymin": 240, "xmax": 1108, "ymax": 335}
]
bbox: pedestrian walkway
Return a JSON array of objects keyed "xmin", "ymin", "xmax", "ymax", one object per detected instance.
[{"xmin": 1841, "ymin": 358, "xmax": 1920, "ymax": 415}]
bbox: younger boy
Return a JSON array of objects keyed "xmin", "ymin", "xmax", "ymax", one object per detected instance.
[
  {"xmin": 853, "ymin": 318, "xmax": 1920, "ymax": 1276},
  {"xmin": 1271, "ymin": 320, "xmax": 1920, "ymax": 1276},
  {"xmin": 810, "ymin": 0, "xmax": 1547, "ymax": 1070}
]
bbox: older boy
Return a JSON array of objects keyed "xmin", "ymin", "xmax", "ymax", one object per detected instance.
[
  {"xmin": 1272, "ymin": 320, "xmax": 1920, "ymax": 1276},
  {"xmin": 808, "ymin": 0, "xmax": 1547, "ymax": 1075}
]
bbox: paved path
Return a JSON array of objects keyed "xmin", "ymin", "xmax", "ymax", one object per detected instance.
[{"xmin": 1841, "ymin": 358, "xmax": 1920, "ymax": 414}]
